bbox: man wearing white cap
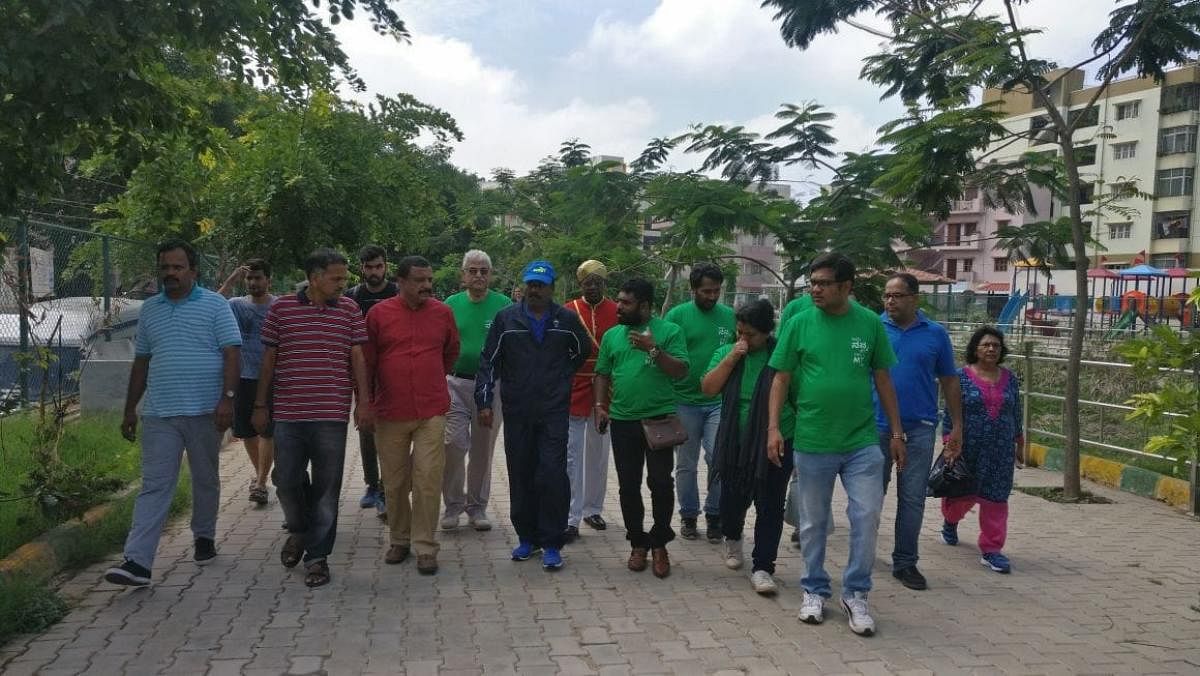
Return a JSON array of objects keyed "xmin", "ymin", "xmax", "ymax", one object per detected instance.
[{"xmin": 562, "ymin": 260, "xmax": 619, "ymax": 541}]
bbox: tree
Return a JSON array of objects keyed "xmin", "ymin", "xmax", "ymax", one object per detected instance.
[
  {"xmin": 0, "ymin": 0, "xmax": 410, "ymax": 213},
  {"xmin": 761, "ymin": 0, "xmax": 1200, "ymax": 500}
]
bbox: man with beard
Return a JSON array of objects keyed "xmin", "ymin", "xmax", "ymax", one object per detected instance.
[
  {"xmin": 593, "ymin": 278, "xmax": 689, "ymax": 578},
  {"xmin": 562, "ymin": 259, "xmax": 618, "ymax": 541},
  {"xmin": 664, "ymin": 262, "xmax": 736, "ymax": 542},
  {"xmin": 441, "ymin": 250, "xmax": 510, "ymax": 532},
  {"xmin": 219, "ymin": 259, "xmax": 277, "ymax": 506},
  {"xmin": 476, "ymin": 261, "xmax": 590, "ymax": 570},
  {"xmin": 104, "ymin": 239, "xmax": 241, "ymax": 587},
  {"xmin": 366, "ymin": 256, "xmax": 460, "ymax": 575},
  {"xmin": 346, "ymin": 245, "xmax": 397, "ymax": 517}
]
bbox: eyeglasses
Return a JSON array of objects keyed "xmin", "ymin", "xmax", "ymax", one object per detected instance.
[
  {"xmin": 809, "ymin": 279, "xmax": 846, "ymax": 289},
  {"xmin": 465, "ymin": 267, "xmax": 491, "ymax": 276},
  {"xmin": 978, "ymin": 342, "xmax": 1003, "ymax": 350},
  {"xmin": 883, "ymin": 293, "xmax": 914, "ymax": 300}
]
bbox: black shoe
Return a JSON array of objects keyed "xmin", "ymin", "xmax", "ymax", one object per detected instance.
[
  {"xmin": 704, "ymin": 515, "xmax": 722, "ymax": 543},
  {"xmin": 194, "ymin": 537, "xmax": 217, "ymax": 565},
  {"xmin": 563, "ymin": 526, "xmax": 580, "ymax": 543},
  {"xmin": 104, "ymin": 559, "xmax": 151, "ymax": 587},
  {"xmin": 680, "ymin": 517, "xmax": 699, "ymax": 540},
  {"xmin": 583, "ymin": 514, "xmax": 607, "ymax": 530},
  {"xmin": 893, "ymin": 566, "xmax": 928, "ymax": 590}
]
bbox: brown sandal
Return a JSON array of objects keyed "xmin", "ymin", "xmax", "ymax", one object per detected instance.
[
  {"xmin": 280, "ymin": 535, "xmax": 303, "ymax": 569},
  {"xmin": 304, "ymin": 560, "xmax": 330, "ymax": 588}
]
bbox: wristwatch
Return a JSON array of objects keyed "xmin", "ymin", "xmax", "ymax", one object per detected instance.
[
  {"xmin": 647, "ymin": 346, "xmax": 661, "ymax": 359},
  {"xmin": 224, "ymin": 389, "xmax": 236, "ymax": 400},
  {"xmin": 891, "ymin": 432, "xmax": 907, "ymax": 442}
]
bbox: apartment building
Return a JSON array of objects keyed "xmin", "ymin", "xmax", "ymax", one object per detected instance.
[{"xmin": 912, "ymin": 63, "xmax": 1200, "ymax": 290}]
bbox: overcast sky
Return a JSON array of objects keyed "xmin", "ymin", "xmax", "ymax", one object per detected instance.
[{"xmin": 336, "ymin": 1, "xmax": 1118, "ymax": 197}]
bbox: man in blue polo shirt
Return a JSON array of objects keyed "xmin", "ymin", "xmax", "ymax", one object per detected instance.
[
  {"xmin": 104, "ymin": 239, "xmax": 241, "ymax": 587},
  {"xmin": 874, "ymin": 272, "xmax": 962, "ymax": 591}
]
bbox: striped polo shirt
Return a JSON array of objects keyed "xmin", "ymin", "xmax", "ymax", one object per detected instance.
[
  {"xmin": 261, "ymin": 289, "xmax": 367, "ymax": 422},
  {"xmin": 135, "ymin": 284, "xmax": 242, "ymax": 417}
]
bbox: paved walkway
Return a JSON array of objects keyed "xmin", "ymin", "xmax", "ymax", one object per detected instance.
[{"xmin": 2, "ymin": 434, "xmax": 1199, "ymax": 675}]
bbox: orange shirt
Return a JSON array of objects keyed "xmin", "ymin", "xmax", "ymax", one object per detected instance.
[
  {"xmin": 563, "ymin": 297, "xmax": 619, "ymax": 417},
  {"xmin": 365, "ymin": 297, "xmax": 460, "ymax": 421}
]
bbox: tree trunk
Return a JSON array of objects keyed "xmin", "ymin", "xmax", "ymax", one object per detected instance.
[
  {"xmin": 1059, "ymin": 139, "xmax": 1086, "ymax": 501},
  {"xmin": 661, "ymin": 264, "xmax": 680, "ymax": 315}
]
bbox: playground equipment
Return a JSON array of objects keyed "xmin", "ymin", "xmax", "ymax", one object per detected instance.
[
  {"xmin": 996, "ymin": 291, "xmax": 1028, "ymax": 331},
  {"xmin": 1105, "ymin": 310, "xmax": 1137, "ymax": 339}
]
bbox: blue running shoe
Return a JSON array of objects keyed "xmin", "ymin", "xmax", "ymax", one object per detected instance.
[
  {"xmin": 940, "ymin": 521, "xmax": 959, "ymax": 546},
  {"xmin": 359, "ymin": 487, "xmax": 378, "ymax": 509},
  {"xmin": 542, "ymin": 547, "xmax": 564, "ymax": 570},
  {"xmin": 980, "ymin": 552, "xmax": 1011, "ymax": 573},
  {"xmin": 511, "ymin": 542, "xmax": 541, "ymax": 561}
]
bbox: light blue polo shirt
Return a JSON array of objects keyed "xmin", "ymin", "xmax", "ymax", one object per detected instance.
[
  {"xmin": 873, "ymin": 310, "xmax": 957, "ymax": 431},
  {"xmin": 135, "ymin": 284, "xmax": 241, "ymax": 417}
]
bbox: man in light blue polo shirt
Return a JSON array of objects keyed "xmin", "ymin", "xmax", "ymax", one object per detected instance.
[
  {"xmin": 104, "ymin": 239, "xmax": 241, "ymax": 587},
  {"xmin": 874, "ymin": 272, "xmax": 963, "ymax": 591}
]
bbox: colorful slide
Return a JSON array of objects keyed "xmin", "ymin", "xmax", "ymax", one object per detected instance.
[
  {"xmin": 996, "ymin": 291, "xmax": 1029, "ymax": 332},
  {"xmin": 1105, "ymin": 310, "xmax": 1137, "ymax": 339}
]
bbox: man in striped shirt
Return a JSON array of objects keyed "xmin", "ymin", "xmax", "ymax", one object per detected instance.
[
  {"xmin": 104, "ymin": 239, "xmax": 241, "ymax": 587},
  {"xmin": 253, "ymin": 249, "xmax": 373, "ymax": 588}
]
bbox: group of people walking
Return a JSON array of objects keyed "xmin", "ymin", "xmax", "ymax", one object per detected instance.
[{"xmin": 104, "ymin": 240, "xmax": 1024, "ymax": 638}]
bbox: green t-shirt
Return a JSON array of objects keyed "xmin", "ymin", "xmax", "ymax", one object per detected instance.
[
  {"xmin": 706, "ymin": 344, "xmax": 796, "ymax": 440},
  {"xmin": 768, "ymin": 302, "xmax": 896, "ymax": 453},
  {"xmin": 595, "ymin": 317, "xmax": 689, "ymax": 421},
  {"xmin": 664, "ymin": 301, "xmax": 735, "ymax": 405},
  {"xmin": 445, "ymin": 290, "xmax": 511, "ymax": 375}
]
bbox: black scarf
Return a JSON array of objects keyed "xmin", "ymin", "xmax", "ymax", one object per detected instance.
[{"xmin": 712, "ymin": 338, "xmax": 778, "ymax": 504}]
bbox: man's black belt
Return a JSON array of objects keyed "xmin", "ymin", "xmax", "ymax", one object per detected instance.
[{"xmin": 452, "ymin": 372, "xmax": 476, "ymax": 380}]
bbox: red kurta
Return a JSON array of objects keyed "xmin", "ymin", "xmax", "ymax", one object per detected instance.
[
  {"xmin": 365, "ymin": 296, "xmax": 460, "ymax": 421},
  {"xmin": 563, "ymin": 296, "xmax": 619, "ymax": 417}
]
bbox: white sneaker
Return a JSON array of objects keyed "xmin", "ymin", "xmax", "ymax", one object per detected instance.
[
  {"xmin": 841, "ymin": 592, "xmax": 876, "ymax": 636},
  {"xmin": 798, "ymin": 592, "xmax": 825, "ymax": 624},
  {"xmin": 724, "ymin": 539, "xmax": 744, "ymax": 570},
  {"xmin": 750, "ymin": 570, "xmax": 777, "ymax": 595},
  {"xmin": 440, "ymin": 514, "xmax": 460, "ymax": 530},
  {"xmin": 469, "ymin": 513, "xmax": 492, "ymax": 531}
]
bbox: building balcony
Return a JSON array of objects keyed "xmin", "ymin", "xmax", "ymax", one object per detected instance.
[
  {"xmin": 950, "ymin": 198, "xmax": 982, "ymax": 213},
  {"xmin": 934, "ymin": 236, "xmax": 983, "ymax": 251}
]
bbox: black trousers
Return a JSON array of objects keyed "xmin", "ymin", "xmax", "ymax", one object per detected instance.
[
  {"xmin": 610, "ymin": 419, "xmax": 676, "ymax": 549},
  {"xmin": 719, "ymin": 443, "xmax": 794, "ymax": 574},
  {"xmin": 503, "ymin": 412, "xmax": 570, "ymax": 549}
]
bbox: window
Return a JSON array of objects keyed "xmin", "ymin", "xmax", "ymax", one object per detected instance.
[
  {"xmin": 1112, "ymin": 142, "xmax": 1137, "ymax": 160},
  {"xmin": 1152, "ymin": 212, "xmax": 1190, "ymax": 239},
  {"xmin": 1160, "ymin": 83, "xmax": 1200, "ymax": 114},
  {"xmin": 995, "ymin": 219, "xmax": 1010, "ymax": 230},
  {"xmin": 961, "ymin": 258, "xmax": 974, "ymax": 273},
  {"xmin": 753, "ymin": 233, "xmax": 767, "ymax": 246},
  {"xmin": 1157, "ymin": 168, "xmax": 1194, "ymax": 197},
  {"xmin": 1115, "ymin": 101, "xmax": 1140, "ymax": 120},
  {"xmin": 962, "ymin": 223, "xmax": 977, "ymax": 237},
  {"xmin": 1028, "ymin": 114, "xmax": 1055, "ymax": 144},
  {"xmin": 1109, "ymin": 181, "xmax": 1138, "ymax": 198},
  {"xmin": 1108, "ymin": 222, "xmax": 1132, "ymax": 239},
  {"xmin": 1069, "ymin": 106, "xmax": 1099, "ymax": 128},
  {"xmin": 1151, "ymin": 255, "xmax": 1182, "ymax": 269},
  {"xmin": 1074, "ymin": 144, "xmax": 1097, "ymax": 166},
  {"xmin": 946, "ymin": 223, "xmax": 961, "ymax": 246},
  {"xmin": 1077, "ymin": 183, "xmax": 1096, "ymax": 204},
  {"xmin": 993, "ymin": 257, "xmax": 1009, "ymax": 272},
  {"xmin": 1158, "ymin": 126, "xmax": 1198, "ymax": 155}
]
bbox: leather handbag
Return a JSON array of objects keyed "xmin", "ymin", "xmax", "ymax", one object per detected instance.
[{"xmin": 641, "ymin": 414, "xmax": 688, "ymax": 450}]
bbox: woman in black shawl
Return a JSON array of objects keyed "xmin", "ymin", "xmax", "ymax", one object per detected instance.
[{"xmin": 700, "ymin": 299, "xmax": 795, "ymax": 595}]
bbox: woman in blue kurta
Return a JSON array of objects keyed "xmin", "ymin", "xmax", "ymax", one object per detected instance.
[{"xmin": 941, "ymin": 326, "xmax": 1023, "ymax": 574}]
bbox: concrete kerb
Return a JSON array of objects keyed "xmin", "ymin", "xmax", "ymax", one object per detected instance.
[
  {"xmin": 1026, "ymin": 441, "xmax": 1191, "ymax": 508},
  {"xmin": 0, "ymin": 483, "xmax": 138, "ymax": 585}
]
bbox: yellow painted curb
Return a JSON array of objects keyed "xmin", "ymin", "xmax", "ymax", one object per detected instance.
[
  {"xmin": 1027, "ymin": 443, "xmax": 1048, "ymax": 468},
  {"xmin": 0, "ymin": 541, "xmax": 57, "ymax": 580},
  {"xmin": 1155, "ymin": 476, "xmax": 1190, "ymax": 507},
  {"xmin": 1080, "ymin": 455, "xmax": 1124, "ymax": 488}
]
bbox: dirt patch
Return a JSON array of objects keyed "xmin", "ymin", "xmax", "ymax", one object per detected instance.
[{"xmin": 1014, "ymin": 486, "xmax": 1114, "ymax": 504}]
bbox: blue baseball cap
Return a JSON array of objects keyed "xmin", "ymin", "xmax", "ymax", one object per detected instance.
[{"xmin": 522, "ymin": 260, "xmax": 556, "ymax": 284}]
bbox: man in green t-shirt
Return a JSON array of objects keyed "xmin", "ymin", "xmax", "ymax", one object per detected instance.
[
  {"xmin": 664, "ymin": 262, "xmax": 735, "ymax": 542},
  {"xmin": 441, "ymin": 249, "xmax": 511, "ymax": 532},
  {"xmin": 594, "ymin": 278, "xmax": 689, "ymax": 579},
  {"xmin": 767, "ymin": 253, "xmax": 905, "ymax": 638}
]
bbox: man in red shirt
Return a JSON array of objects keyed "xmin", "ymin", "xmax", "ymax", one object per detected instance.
[
  {"xmin": 562, "ymin": 260, "xmax": 619, "ymax": 541},
  {"xmin": 366, "ymin": 255, "xmax": 460, "ymax": 575}
]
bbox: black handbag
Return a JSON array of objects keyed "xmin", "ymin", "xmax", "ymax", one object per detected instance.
[
  {"xmin": 641, "ymin": 415, "xmax": 688, "ymax": 451},
  {"xmin": 927, "ymin": 455, "xmax": 974, "ymax": 498}
]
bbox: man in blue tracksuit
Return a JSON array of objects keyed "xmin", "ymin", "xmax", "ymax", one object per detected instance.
[{"xmin": 476, "ymin": 260, "xmax": 591, "ymax": 571}]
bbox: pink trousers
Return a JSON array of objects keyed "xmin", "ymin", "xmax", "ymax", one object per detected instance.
[{"xmin": 941, "ymin": 495, "xmax": 1008, "ymax": 553}]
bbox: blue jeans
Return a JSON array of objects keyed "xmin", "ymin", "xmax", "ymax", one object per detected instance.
[
  {"xmin": 124, "ymin": 415, "xmax": 221, "ymax": 570},
  {"xmin": 674, "ymin": 402, "xmax": 721, "ymax": 518},
  {"xmin": 880, "ymin": 423, "xmax": 936, "ymax": 571},
  {"xmin": 273, "ymin": 421, "xmax": 349, "ymax": 563},
  {"xmin": 794, "ymin": 444, "xmax": 885, "ymax": 599}
]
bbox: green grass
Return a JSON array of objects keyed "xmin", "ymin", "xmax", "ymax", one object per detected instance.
[{"xmin": 0, "ymin": 412, "xmax": 140, "ymax": 559}]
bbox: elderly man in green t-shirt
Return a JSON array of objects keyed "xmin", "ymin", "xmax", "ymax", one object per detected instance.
[
  {"xmin": 441, "ymin": 249, "xmax": 511, "ymax": 532},
  {"xmin": 767, "ymin": 253, "xmax": 905, "ymax": 638},
  {"xmin": 664, "ymin": 262, "xmax": 735, "ymax": 542}
]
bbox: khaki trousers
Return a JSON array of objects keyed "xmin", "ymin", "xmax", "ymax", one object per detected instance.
[{"xmin": 376, "ymin": 416, "xmax": 446, "ymax": 556}]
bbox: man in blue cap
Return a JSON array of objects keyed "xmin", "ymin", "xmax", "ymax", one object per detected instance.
[{"xmin": 476, "ymin": 260, "xmax": 591, "ymax": 570}]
